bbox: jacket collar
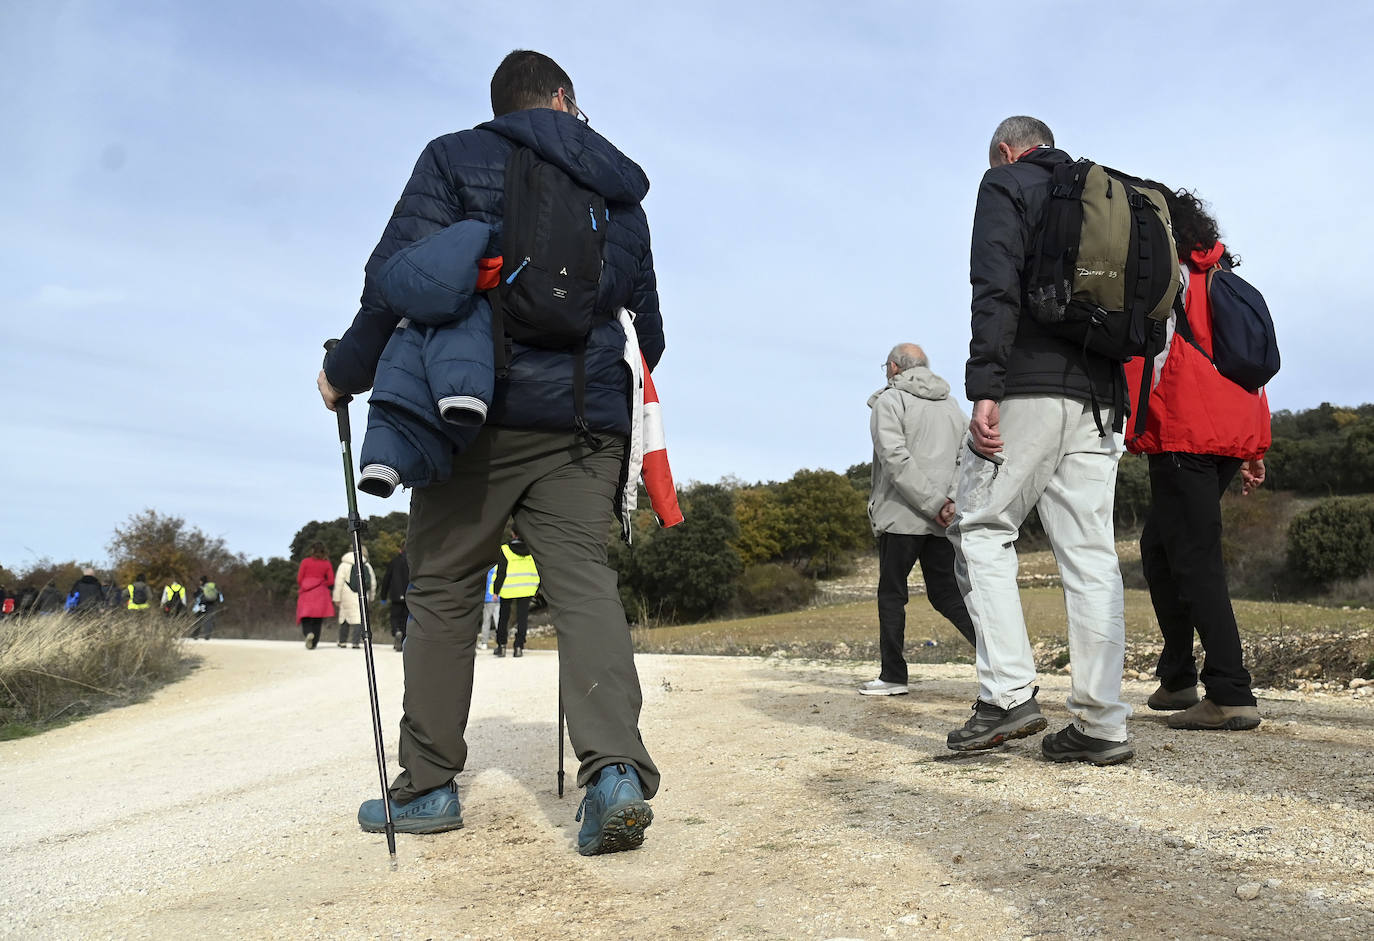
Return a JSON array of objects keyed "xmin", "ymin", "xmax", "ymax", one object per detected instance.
[{"xmin": 477, "ymin": 109, "xmax": 650, "ymax": 203}]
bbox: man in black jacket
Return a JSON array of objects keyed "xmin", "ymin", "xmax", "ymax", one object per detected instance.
[
  {"xmin": 382, "ymin": 543, "xmax": 409, "ymax": 652},
  {"xmin": 320, "ymin": 50, "xmax": 659, "ymax": 856},
  {"xmin": 945, "ymin": 116, "xmax": 1132, "ymax": 766}
]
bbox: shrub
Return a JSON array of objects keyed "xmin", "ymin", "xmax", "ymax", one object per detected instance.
[
  {"xmin": 0, "ymin": 610, "xmax": 186, "ymax": 733},
  {"xmin": 1221, "ymin": 489, "xmax": 1301, "ymax": 599},
  {"xmin": 617, "ymin": 483, "xmax": 742, "ymax": 623},
  {"xmin": 735, "ymin": 563, "xmax": 817, "ymax": 615},
  {"xmin": 1287, "ymin": 496, "xmax": 1374, "ymax": 587}
]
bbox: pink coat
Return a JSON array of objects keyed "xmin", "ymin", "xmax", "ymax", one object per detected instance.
[{"xmin": 296, "ymin": 556, "xmax": 336, "ymax": 622}]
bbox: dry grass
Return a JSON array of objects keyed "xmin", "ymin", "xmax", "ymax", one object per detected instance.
[
  {"xmin": 527, "ymin": 581, "xmax": 1374, "ymax": 686},
  {"xmin": 0, "ymin": 611, "xmax": 189, "ymax": 738}
]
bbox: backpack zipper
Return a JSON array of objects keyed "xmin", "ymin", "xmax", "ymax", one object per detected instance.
[{"xmin": 506, "ymin": 256, "xmax": 530, "ymax": 284}]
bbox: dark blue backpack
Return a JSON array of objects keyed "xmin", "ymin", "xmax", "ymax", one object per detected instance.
[{"xmin": 1205, "ymin": 262, "xmax": 1280, "ymax": 391}]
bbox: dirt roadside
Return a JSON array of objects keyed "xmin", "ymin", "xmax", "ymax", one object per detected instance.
[{"xmin": 2, "ymin": 640, "xmax": 1371, "ymax": 940}]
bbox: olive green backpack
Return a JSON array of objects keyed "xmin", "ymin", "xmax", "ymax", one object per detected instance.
[{"xmin": 1022, "ymin": 154, "xmax": 1182, "ymax": 435}]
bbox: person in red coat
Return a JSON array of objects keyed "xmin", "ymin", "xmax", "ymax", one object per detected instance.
[
  {"xmin": 296, "ymin": 542, "xmax": 336, "ymax": 650},
  {"xmin": 1124, "ymin": 188, "xmax": 1269, "ymax": 732}
]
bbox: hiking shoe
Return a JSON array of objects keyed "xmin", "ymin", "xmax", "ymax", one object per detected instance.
[
  {"xmin": 352, "ymin": 642, "xmax": 362, "ymax": 649},
  {"xmin": 1167, "ymin": 698, "xmax": 1261, "ymax": 731},
  {"xmin": 358, "ymin": 781, "xmax": 463, "ymax": 834},
  {"xmin": 1041, "ymin": 724, "xmax": 1134, "ymax": 765},
  {"xmin": 1147, "ymin": 683, "xmax": 1200, "ymax": 711},
  {"xmin": 305, "ymin": 632, "xmax": 317, "ymax": 650},
  {"xmin": 576, "ymin": 763, "xmax": 652, "ymax": 856},
  {"xmin": 946, "ymin": 689, "xmax": 1046, "ymax": 751},
  {"xmin": 494, "ymin": 645, "xmax": 505, "ymax": 658},
  {"xmin": 513, "ymin": 647, "xmax": 523, "ymax": 658},
  {"xmin": 858, "ymin": 679, "xmax": 909, "ymax": 696},
  {"xmin": 337, "ymin": 640, "xmax": 346, "ymax": 648},
  {"xmin": 392, "ymin": 634, "xmax": 403, "ymax": 652}
]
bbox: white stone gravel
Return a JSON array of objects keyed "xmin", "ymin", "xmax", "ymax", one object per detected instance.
[{"xmin": 2, "ymin": 640, "xmax": 1372, "ymax": 939}]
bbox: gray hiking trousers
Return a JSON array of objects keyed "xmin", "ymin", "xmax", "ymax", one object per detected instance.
[{"xmin": 390, "ymin": 428, "xmax": 659, "ymax": 803}]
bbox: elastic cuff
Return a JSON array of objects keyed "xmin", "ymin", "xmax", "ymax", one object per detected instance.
[
  {"xmin": 438, "ymin": 395, "xmax": 488, "ymax": 426},
  {"xmin": 358, "ymin": 464, "xmax": 401, "ymax": 498}
]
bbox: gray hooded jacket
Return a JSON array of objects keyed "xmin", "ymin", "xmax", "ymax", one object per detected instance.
[{"xmin": 867, "ymin": 366, "xmax": 968, "ymax": 536}]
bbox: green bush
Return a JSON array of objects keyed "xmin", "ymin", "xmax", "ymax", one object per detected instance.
[
  {"xmin": 1221, "ymin": 490, "xmax": 1301, "ymax": 599},
  {"xmin": 1287, "ymin": 496, "xmax": 1374, "ymax": 587},
  {"xmin": 735, "ymin": 563, "xmax": 817, "ymax": 615}
]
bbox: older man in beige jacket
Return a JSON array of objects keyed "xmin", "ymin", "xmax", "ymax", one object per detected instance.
[{"xmin": 861, "ymin": 343, "xmax": 977, "ymax": 696}]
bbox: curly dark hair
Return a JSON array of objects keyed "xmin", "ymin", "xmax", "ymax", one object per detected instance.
[{"xmin": 1164, "ymin": 188, "xmax": 1239, "ymax": 268}]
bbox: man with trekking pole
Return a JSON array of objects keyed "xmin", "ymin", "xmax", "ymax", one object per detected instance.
[{"xmin": 317, "ymin": 50, "xmax": 663, "ymax": 856}]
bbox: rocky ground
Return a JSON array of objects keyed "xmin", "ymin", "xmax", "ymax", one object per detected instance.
[{"xmin": 2, "ymin": 640, "xmax": 1371, "ymax": 940}]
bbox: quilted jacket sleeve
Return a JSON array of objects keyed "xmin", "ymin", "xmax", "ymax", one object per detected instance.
[
  {"xmin": 327, "ymin": 137, "xmax": 464, "ymax": 394},
  {"xmin": 629, "ymin": 216, "xmax": 664, "ymax": 371},
  {"xmin": 966, "ymin": 169, "xmax": 1028, "ymax": 403}
]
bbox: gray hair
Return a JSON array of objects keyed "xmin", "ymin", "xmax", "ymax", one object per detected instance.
[
  {"xmin": 989, "ymin": 115, "xmax": 1054, "ymax": 164},
  {"xmin": 887, "ymin": 343, "xmax": 928, "ymax": 371}
]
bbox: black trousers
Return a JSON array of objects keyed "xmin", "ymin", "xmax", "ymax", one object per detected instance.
[
  {"xmin": 877, "ymin": 532, "xmax": 977, "ymax": 685},
  {"xmin": 1140, "ymin": 452, "xmax": 1256, "ymax": 706},
  {"xmin": 389, "ymin": 600, "xmax": 409, "ymax": 638},
  {"xmin": 495, "ymin": 596, "xmax": 531, "ymax": 648},
  {"xmin": 300, "ymin": 616, "xmax": 323, "ymax": 638}
]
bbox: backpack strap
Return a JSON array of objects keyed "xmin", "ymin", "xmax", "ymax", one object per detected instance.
[
  {"xmin": 1171, "ymin": 289, "xmax": 1214, "ymax": 365},
  {"xmin": 571, "ymin": 338, "xmax": 603, "ymax": 451},
  {"xmin": 489, "ymin": 288, "xmax": 513, "ymax": 379}
]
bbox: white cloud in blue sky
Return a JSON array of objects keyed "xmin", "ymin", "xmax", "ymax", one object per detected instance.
[{"xmin": 2, "ymin": 0, "xmax": 1371, "ymax": 569}]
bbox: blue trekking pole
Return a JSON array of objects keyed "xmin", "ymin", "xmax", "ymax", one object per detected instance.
[{"xmin": 324, "ymin": 340, "xmax": 397, "ymax": 865}]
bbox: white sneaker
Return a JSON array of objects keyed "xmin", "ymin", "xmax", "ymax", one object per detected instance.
[
  {"xmin": 478, "ymin": 642, "xmax": 489, "ymax": 650},
  {"xmin": 859, "ymin": 679, "xmax": 909, "ymax": 696}
]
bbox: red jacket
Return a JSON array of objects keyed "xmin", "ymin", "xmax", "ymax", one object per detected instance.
[
  {"xmin": 1124, "ymin": 243, "xmax": 1270, "ymax": 459},
  {"xmin": 295, "ymin": 556, "xmax": 336, "ymax": 623}
]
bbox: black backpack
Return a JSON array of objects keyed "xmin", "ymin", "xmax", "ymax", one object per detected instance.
[
  {"xmin": 132, "ymin": 583, "xmax": 149, "ymax": 605},
  {"xmin": 1175, "ymin": 261, "xmax": 1279, "ymax": 392},
  {"xmin": 1022, "ymin": 154, "xmax": 1182, "ymax": 435},
  {"xmin": 490, "ymin": 145, "xmax": 608, "ymax": 442},
  {"xmin": 348, "ymin": 560, "xmax": 373, "ymax": 596}
]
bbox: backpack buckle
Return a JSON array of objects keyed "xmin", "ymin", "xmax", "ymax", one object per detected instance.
[{"xmin": 1127, "ymin": 193, "xmax": 1147, "ymax": 209}]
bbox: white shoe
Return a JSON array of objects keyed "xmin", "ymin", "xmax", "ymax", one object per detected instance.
[
  {"xmin": 478, "ymin": 642, "xmax": 489, "ymax": 650},
  {"xmin": 859, "ymin": 679, "xmax": 909, "ymax": 696}
]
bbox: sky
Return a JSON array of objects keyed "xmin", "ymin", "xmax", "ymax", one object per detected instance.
[{"xmin": 3, "ymin": 0, "xmax": 1372, "ymax": 571}]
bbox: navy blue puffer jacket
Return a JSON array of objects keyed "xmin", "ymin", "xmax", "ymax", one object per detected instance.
[{"xmin": 326, "ymin": 108, "xmax": 663, "ymax": 437}]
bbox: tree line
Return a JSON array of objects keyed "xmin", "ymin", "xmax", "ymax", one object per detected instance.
[{"xmin": 4, "ymin": 403, "xmax": 1369, "ymax": 628}]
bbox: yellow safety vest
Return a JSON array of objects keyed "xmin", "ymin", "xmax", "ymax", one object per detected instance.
[
  {"xmin": 163, "ymin": 583, "xmax": 186, "ymax": 606},
  {"xmin": 127, "ymin": 583, "xmax": 151, "ymax": 610},
  {"xmin": 499, "ymin": 546, "xmax": 539, "ymax": 599}
]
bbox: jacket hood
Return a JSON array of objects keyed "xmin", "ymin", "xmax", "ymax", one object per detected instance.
[
  {"xmin": 341, "ymin": 550, "xmax": 368, "ymax": 565},
  {"xmin": 868, "ymin": 366, "xmax": 951, "ymax": 407},
  {"xmin": 477, "ymin": 109, "xmax": 650, "ymax": 203}
]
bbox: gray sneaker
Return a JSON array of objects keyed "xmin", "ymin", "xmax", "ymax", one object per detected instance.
[
  {"xmin": 859, "ymin": 679, "xmax": 909, "ymax": 696},
  {"xmin": 946, "ymin": 688, "xmax": 1046, "ymax": 750}
]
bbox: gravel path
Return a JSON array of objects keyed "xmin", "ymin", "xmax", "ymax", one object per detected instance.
[{"xmin": 2, "ymin": 640, "xmax": 1371, "ymax": 939}]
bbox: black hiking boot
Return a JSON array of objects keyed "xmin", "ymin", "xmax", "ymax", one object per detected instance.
[
  {"xmin": 494, "ymin": 644, "xmax": 505, "ymax": 658},
  {"xmin": 1041, "ymin": 723, "xmax": 1135, "ymax": 765},
  {"xmin": 946, "ymin": 688, "xmax": 1046, "ymax": 751}
]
